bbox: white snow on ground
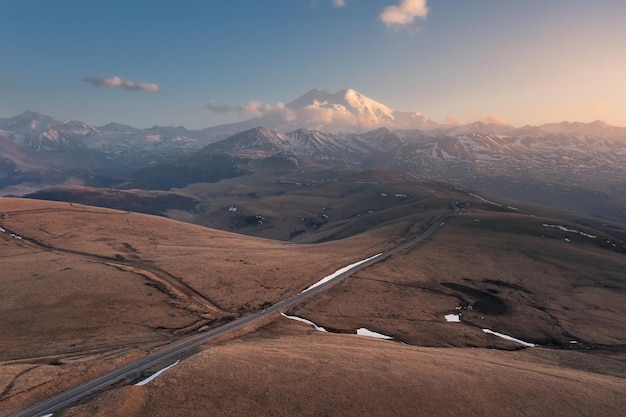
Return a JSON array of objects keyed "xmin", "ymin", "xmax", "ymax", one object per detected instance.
[
  {"xmin": 542, "ymin": 224, "xmax": 597, "ymax": 239},
  {"xmin": 482, "ymin": 329, "xmax": 536, "ymax": 347},
  {"xmin": 468, "ymin": 192, "xmax": 503, "ymax": 207},
  {"xmin": 444, "ymin": 314, "xmax": 461, "ymax": 322},
  {"xmin": 1, "ymin": 227, "xmax": 23, "ymax": 239},
  {"xmin": 228, "ymin": 206, "xmax": 237, "ymax": 212},
  {"xmin": 281, "ymin": 313, "xmax": 327, "ymax": 332},
  {"xmin": 135, "ymin": 360, "xmax": 180, "ymax": 386},
  {"xmin": 301, "ymin": 253, "xmax": 383, "ymax": 293},
  {"xmin": 356, "ymin": 328, "xmax": 393, "ymax": 340}
]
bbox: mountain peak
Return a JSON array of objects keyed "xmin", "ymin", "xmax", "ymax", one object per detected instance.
[
  {"xmin": 286, "ymin": 89, "xmax": 333, "ymax": 109},
  {"xmin": 18, "ymin": 110, "xmax": 48, "ymax": 118},
  {"xmin": 266, "ymin": 88, "xmax": 436, "ymax": 133},
  {"xmin": 11, "ymin": 110, "xmax": 57, "ymax": 123}
]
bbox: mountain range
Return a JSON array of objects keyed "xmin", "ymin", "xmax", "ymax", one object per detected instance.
[{"xmin": 1, "ymin": 88, "xmax": 625, "ymax": 223}]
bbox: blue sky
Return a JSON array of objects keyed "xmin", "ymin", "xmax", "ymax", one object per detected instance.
[{"xmin": 1, "ymin": 0, "xmax": 625, "ymax": 128}]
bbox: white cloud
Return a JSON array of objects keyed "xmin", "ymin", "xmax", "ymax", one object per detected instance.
[
  {"xmin": 206, "ymin": 98, "xmax": 391, "ymax": 131},
  {"xmin": 445, "ymin": 114, "xmax": 460, "ymax": 125},
  {"xmin": 332, "ymin": 0, "xmax": 346, "ymax": 7},
  {"xmin": 380, "ymin": 0, "xmax": 429, "ymax": 27},
  {"xmin": 240, "ymin": 101, "xmax": 290, "ymax": 118},
  {"xmin": 82, "ymin": 76, "xmax": 159, "ymax": 93},
  {"xmin": 206, "ymin": 100, "xmax": 293, "ymax": 119},
  {"xmin": 586, "ymin": 102, "xmax": 605, "ymax": 113}
]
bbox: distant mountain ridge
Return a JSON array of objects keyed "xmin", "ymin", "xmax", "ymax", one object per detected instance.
[
  {"xmin": 2, "ymin": 88, "xmax": 625, "ymax": 160},
  {"xmin": 1, "ymin": 88, "xmax": 626, "ymax": 223}
]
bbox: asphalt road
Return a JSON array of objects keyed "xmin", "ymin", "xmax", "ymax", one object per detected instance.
[{"xmin": 9, "ymin": 204, "xmax": 461, "ymax": 417}]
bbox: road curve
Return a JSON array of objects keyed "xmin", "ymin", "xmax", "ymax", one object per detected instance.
[{"xmin": 9, "ymin": 204, "xmax": 461, "ymax": 417}]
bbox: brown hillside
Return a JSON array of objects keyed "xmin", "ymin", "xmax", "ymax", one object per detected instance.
[
  {"xmin": 63, "ymin": 324, "xmax": 626, "ymax": 417},
  {"xmin": 290, "ymin": 206, "xmax": 626, "ymax": 350}
]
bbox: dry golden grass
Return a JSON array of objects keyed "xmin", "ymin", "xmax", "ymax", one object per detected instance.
[
  {"xmin": 290, "ymin": 206, "xmax": 626, "ymax": 350},
  {"xmin": 171, "ymin": 168, "xmax": 453, "ymax": 243},
  {"xmin": 0, "ymin": 198, "xmax": 404, "ymax": 313},
  {"xmin": 0, "ymin": 197, "xmax": 409, "ymax": 414},
  {"xmin": 3, "ymin": 197, "xmax": 625, "ymax": 417},
  {"xmin": 63, "ymin": 322, "xmax": 626, "ymax": 417}
]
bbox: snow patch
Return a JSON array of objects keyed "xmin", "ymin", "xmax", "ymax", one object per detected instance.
[
  {"xmin": 482, "ymin": 329, "xmax": 535, "ymax": 347},
  {"xmin": 356, "ymin": 328, "xmax": 393, "ymax": 340},
  {"xmin": 135, "ymin": 360, "xmax": 180, "ymax": 386},
  {"xmin": 228, "ymin": 206, "xmax": 237, "ymax": 212},
  {"xmin": 302, "ymin": 253, "xmax": 383, "ymax": 293},
  {"xmin": 444, "ymin": 314, "xmax": 461, "ymax": 322},
  {"xmin": 2, "ymin": 227, "xmax": 23, "ymax": 239},
  {"xmin": 542, "ymin": 224, "xmax": 597, "ymax": 239},
  {"xmin": 281, "ymin": 313, "xmax": 327, "ymax": 332}
]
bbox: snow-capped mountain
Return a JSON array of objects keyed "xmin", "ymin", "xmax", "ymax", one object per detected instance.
[
  {"xmin": 0, "ymin": 87, "xmax": 437, "ymax": 164},
  {"xmin": 202, "ymin": 127, "xmax": 366, "ymax": 164},
  {"xmin": 2, "ymin": 89, "xmax": 626, "ymax": 222},
  {"xmin": 0, "ymin": 112, "xmax": 222, "ymax": 164},
  {"xmin": 262, "ymin": 88, "xmax": 437, "ymax": 132},
  {"xmin": 195, "ymin": 124, "xmax": 626, "ymax": 195},
  {"xmin": 0, "ymin": 111, "xmax": 96, "ymax": 151}
]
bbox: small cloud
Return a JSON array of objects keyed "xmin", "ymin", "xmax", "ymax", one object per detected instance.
[
  {"xmin": 380, "ymin": 0, "xmax": 429, "ymax": 27},
  {"xmin": 82, "ymin": 76, "xmax": 159, "ymax": 93},
  {"xmin": 206, "ymin": 100, "xmax": 292, "ymax": 119},
  {"xmin": 586, "ymin": 102, "xmax": 605, "ymax": 113},
  {"xmin": 481, "ymin": 114, "xmax": 508, "ymax": 125},
  {"xmin": 448, "ymin": 108, "xmax": 508, "ymax": 125},
  {"xmin": 205, "ymin": 97, "xmax": 392, "ymax": 131},
  {"xmin": 332, "ymin": 0, "xmax": 346, "ymax": 7},
  {"xmin": 445, "ymin": 114, "xmax": 460, "ymax": 125},
  {"xmin": 205, "ymin": 101, "xmax": 237, "ymax": 114},
  {"xmin": 239, "ymin": 101, "xmax": 289, "ymax": 117}
]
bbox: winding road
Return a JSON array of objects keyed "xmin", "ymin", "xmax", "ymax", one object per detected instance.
[{"xmin": 9, "ymin": 203, "xmax": 461, "ymax": 417}]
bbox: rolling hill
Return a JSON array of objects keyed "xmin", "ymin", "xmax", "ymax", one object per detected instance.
[{"xmin": 1, "ymin": 194, "xmax": 624, "ymax": 416}]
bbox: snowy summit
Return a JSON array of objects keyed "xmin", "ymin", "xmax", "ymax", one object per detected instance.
[{"xmin": 262, "ymin": 88, "xmax": 437, "ymax": 133}]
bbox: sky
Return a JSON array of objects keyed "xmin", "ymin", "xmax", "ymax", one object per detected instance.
[{"xmin": 1, "ymin": 0, "xmax": 625, "ymax": 129}]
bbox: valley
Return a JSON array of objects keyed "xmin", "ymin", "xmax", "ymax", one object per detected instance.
[
  {"xmin": 4, "ymin": 1, "xmax": 626, "ymax": 415},
  {"xmin": 1, "ymin": 91, "xmax": 625, "ymax": 417},
  {"xmin": 1, "ymin": 184, "xmax": 625, "ymax": 416},
  {"xmin": 2, "ymin": 102, "xmax": 625, "ymax": 226}
]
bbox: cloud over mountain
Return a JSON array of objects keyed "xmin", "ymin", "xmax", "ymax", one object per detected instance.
[
  {"xmin": 82, "ymin": 76, "xmax": 159, "ymax": 93},
  {"xmin": 206, "ymin": 88, "xmax": 435, "ymax": 132}
]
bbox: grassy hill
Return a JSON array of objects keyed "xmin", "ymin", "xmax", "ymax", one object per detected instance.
[{"xmin": 1, "ymin": 194, "xmax": 624, "ymax": 416}]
